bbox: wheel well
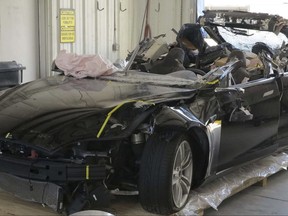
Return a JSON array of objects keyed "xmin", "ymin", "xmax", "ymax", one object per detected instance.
[
  {"xmin": 187, "ymin": 127, "xmax": 209, "ymax": 187},
  {"xmin": 148, "ymin": 126, "xmax": 210, "ymax": 187}
]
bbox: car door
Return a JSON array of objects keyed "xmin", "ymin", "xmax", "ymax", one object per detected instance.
[
  {"xmin": 277, "ymin": 72, "xmax": 288, "ymax": 147},
  {"xmin": 215, "ymin": 77, "xmax": 281, "ymax": 172}
]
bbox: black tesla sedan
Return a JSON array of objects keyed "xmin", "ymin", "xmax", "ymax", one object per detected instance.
[{"xmin": 0, "ymin": 10, "xmax": 288, "ymax": 216}]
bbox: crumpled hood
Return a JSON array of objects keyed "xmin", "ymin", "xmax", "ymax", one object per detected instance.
[{"xmin": 0, "ymin": 71, "xmax": 197, "ymax": 151}]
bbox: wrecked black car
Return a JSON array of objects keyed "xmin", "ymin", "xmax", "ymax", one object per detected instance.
[{"xmin": 1, "ymin": 10, "xmax": 288, "ymax": 216}]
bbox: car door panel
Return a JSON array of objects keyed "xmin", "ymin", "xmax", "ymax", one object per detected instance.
[
  {"xmin": 277, "ymin": 72, "xmax": 288, "ymax": 147},
  {"xmin": 216, "ymin": 78, "xmax": 280, "ymax": 172}
]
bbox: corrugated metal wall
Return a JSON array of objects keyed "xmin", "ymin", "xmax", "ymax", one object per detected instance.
[{"xmin": 39, "ymin": 0, "xmax": 195, "ymax": 77}]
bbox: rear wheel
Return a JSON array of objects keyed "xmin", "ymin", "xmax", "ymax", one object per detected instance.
[{"xmin": 139, "ymin": 132, "xmax": 193, "ymax": 215}]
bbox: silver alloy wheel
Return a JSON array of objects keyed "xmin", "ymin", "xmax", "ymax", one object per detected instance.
[{"xmin": 172, "ymin": 140, "xmax": 193, "ymax": 208}]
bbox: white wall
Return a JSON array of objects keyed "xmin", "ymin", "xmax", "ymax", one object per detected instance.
[{"xmin": 0, "ymin": 0, "xmax": 39, "ymax": 82}]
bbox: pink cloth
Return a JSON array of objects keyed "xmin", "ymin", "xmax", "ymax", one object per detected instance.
[{"xmin": 55, "ymin": 50, "xmax": 117, "ymax": 78}]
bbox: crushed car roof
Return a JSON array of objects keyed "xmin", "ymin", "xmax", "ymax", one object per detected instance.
[{"xmin": 199, "ymin": 10, "xmax": 288, "ymax": 36}]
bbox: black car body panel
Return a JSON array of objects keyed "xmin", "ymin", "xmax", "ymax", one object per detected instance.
[
  {"xmin": 0, "ymin": 72, "xmax": 197, "ymax": 152},
  {"xmin": 217, "ymin": 77, "xmax": 281, "ymax": 171}
]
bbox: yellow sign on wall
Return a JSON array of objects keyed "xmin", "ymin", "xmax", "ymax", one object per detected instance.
[{"xmin": 60, "ymin": 9, "xmax": 75, "ymax": 43}]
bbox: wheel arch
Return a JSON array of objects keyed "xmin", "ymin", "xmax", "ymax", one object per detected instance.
[
  {"xmin": 187, "ymin": 126, "xmax": 210, "ymax": 187},
  {"xmin": 153, "ymin": 107, "xmax": 210, "ymax": 187}
]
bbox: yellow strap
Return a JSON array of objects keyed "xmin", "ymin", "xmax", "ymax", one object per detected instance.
[
  {"xmin": 86, "ymin": 165, "xmax": 90, "ymax": 180},
  {"xmin": 206, "ymin": 79, "xmax": 219, "ymax": 85},
  {"xmin": 214, "ymin": 120, "xmax": 222, "ymax": 125},
  {"xmin": 97, "ymin": 100, "xmax": 154, "ymax": 138}
]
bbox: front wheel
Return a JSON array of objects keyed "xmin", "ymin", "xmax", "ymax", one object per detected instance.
[{"xmin": 139, "ymin": 132, "xmax": 193, "ymax": 215}]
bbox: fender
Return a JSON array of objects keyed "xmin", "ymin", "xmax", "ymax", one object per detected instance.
[{"xmin": 153, "ymin": 105, "xmax": 222, "ymax": 183}]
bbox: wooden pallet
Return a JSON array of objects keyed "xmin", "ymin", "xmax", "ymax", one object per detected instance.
[{"xmin": 195, "ymin": 176, "xmax": 269, "ymax": 216}]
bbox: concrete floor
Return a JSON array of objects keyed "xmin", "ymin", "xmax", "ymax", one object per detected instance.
[{"xmin": 0, "ymin": 171, "xmax": 287, "ymax": 215}]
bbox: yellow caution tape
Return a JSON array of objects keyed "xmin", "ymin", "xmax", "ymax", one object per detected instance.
[
  {"xmin": 96, "ymin": 100, "xmax": 154, "ymax": 138},
  {"xmin": 206, "ymin": 79, "xmax": 219, "ymax": 85},
  {"xmin": 214, "ymin": 120, "xmax": 222, "ymax": 125},
  {"xmin": 86, "ymin": 165, "xmax": 90, "ymax": 180}
]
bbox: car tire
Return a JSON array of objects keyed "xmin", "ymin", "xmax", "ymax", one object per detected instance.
[{"xmin": 139, "ymin": 132, "xmax": 193, "ymax": 215}]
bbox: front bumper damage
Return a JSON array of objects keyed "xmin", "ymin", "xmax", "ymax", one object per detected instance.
[
  {"xmin": 0, "ymin": 172, "xmax": 63, "ymax": 212},
  {"xmin": 0, "ymin": 155, "xmax": 107, "ymax": 213},
  {"xmin": 0, "ymin": 155, "xmax": 106, "ymax": 182}
]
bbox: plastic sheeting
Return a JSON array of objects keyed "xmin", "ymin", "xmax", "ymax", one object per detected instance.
[
  {"xmin": 179, "ymin": 152, "xmax": 288, "ymax": 215},
  {"xmin": 99, "ymin": 70, "xmax": 198, "ymax": 87}
]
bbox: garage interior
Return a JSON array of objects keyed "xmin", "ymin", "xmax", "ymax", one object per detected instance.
[{"xmin": 1, "ymin": 0, "xmax": 288, "ymax": 215}]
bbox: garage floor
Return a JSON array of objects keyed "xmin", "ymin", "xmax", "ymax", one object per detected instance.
[{"xmin": 0, "ymin": 170, "xmax": 287, "ymax": 215}]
